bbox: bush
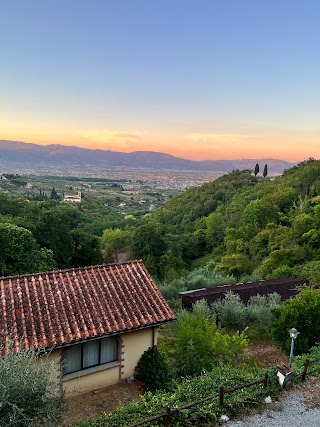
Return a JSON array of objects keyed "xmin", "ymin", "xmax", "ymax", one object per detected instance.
[
  {"xmin": 294, "ymin": 344, "xmax": 320, "ymax": 376},
  {"xmin": 269, "ymin": 287, "xmax": 320, "ymax": 355},
  {"xmin": 0, "ymin": 348, "xmax": 65, "ymax": 427},
  {"xmin": 135, "ymin": 346, "xmax": 175, "ymax": 392},
  {"xmin": 163, "ymin": 300, "xmax": 248, "ymax": 377},
  {"xmin": 247, "ymin": 293, "xmax": 282, "ymax": 328},
  {"xmin": 213, "ymin": 292, "xmax": 247, "ymax": 331},
  {"xmin": 211, "ymin": 292, "xmax": 282, "ymax": 332},
  {"xmin": 158, "ymin": 265, "xmax": 237, "ymax": 301}
]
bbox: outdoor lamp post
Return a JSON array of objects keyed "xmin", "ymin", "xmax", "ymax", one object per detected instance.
[{"xmin": 289, "ymin": 327, "xmax": 299, "ymax": 368}]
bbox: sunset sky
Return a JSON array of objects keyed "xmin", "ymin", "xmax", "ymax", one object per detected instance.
[{"xmin": 1, "ymin": 0, "xmax": 319, "ymax": 161}]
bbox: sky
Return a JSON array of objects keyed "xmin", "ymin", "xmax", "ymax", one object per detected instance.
[{"xmin": 0, "ymin": 0, "xmax": 319, "ymax": 161}]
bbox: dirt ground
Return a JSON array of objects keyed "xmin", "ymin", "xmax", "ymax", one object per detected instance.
[
  {"xmin": 245, "ymin": 340, "xmax": 320, "ymax": 409},
  {"xmin": 298, "ymin": 377, "xmax": 320, "ymax": 408},
  {"xmin": 245, "ymin": 339, "xmax": 288, "ymax": 367},
  {"xmin": 62, "ymin": 382, "xmax": 142, "ymax": 426}
]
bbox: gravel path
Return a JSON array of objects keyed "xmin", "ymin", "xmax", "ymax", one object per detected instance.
[{"xmin": 224, "ymin": 380, "xmax": 320, "ymax": 427}]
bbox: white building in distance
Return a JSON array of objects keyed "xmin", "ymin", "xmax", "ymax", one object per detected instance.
[{"xmin": 64, "ymin": 191, "xmax": 82, "ymax": 203}]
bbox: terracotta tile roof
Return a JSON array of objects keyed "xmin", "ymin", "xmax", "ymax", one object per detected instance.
[{"xmin": 0, "ymin": 260, "xmax": 176, "ymax": 353}]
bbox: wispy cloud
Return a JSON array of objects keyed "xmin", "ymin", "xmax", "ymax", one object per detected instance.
[
  {"xmin": 77, "ymin": 129, "xmax": 143, "ymax": 148},
  {"xmin": 188, "ymin": 133, "xmax": 251, "ymax": 143}
]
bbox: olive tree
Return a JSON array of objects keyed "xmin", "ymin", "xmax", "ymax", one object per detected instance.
[{"xmin": 0, "ymin": 348, "xmax": 65, "ymax": 426}]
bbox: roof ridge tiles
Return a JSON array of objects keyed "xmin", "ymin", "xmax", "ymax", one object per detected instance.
[{"xmin": 0, "ymin": 260, "xmax": 143, "ymax": 281}]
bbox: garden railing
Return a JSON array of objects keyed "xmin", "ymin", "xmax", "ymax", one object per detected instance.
[
  {"xmin": 301, "ymin": 356, "xmax": 320, "ymax": 381},
  {"xmin": 129, "ymin": 373, "xmax": 269, "ymax": 427}
]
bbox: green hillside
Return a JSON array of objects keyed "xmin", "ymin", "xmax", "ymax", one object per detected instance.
[
  {"xmin": 131, "ymin": 159, "xmax": 320, "ymax": 284},
  {"xmin": 2, "ymin": 159, "xmax": 320, "ymax": 288}
]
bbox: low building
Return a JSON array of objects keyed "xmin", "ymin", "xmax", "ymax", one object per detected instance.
[
  {"xmin": 0, "ymin": 261, "xmax": 176, "ymax": 395},
  {"xmin": 180, "ymin": 277, "xmax": 309, "ymax": 309},
  {"xmin": 63, "ymin": 191, "xmax": 82, "ymax": 203}
]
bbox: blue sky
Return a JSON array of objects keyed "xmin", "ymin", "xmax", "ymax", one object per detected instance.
[{"xmin": 1, "ymin": 0, "xmax": 319, "ymax": 160}]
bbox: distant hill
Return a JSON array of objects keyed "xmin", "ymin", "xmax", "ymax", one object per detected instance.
[{"xmin": 0, "ymin": 140, "xmax": 295, "ymax": 174}]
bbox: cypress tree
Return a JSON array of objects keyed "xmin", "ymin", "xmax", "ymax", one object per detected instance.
[
  {"xmin": 254, "ymin": 163, "xmax": 259, "ymax": 176},
  {"xmin": 50, "ymin": 187, "xmax": 59, "ymax": 200},
  {"xmin": 263, "ymin": 164, "xmax": 268, "ymax": 177}
]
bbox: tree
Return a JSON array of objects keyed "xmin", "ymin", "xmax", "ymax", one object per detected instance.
[
  {"xmin": 71, "ymin": 229, "xmax": 103, "ymax": 267},
  {"xmin": 131, "ymin": 222, "xmax": 167, "ymax": 278},
  {"xmin": 100, "ymin": 228, "xmax": 129, "ymax": 262},
  {"xmin": 204, "ymin": 211, "xmax": 225, "ymax": 249},
  {"xmin": 241, "ymin": 199, "xmax": 278, "ymax": 229},
  {"xmin": 254, "ymin": 163, "xmax": 260, "ymax": 176},
  {"xmin": 211, "ymin": 292, "xmax": 282, "ymax": 332},
  {"xmin": 49, "ymin": 187, "xmax": 60, "ymax": 200},
  {"xmin": 0, "ymin": 348, "xmax": 65, "ymax": 426},
  {"xmin": 159, "ymin": 250, "xmax": 186, "ymax": 281},
  {"xmin": 0, "ymin": 223, "xmax": 56, "ymax": 276},
  {"xmin": 33, "ymin": 206, "xmax": 77, "ymax": 268},
  {"xmin": 263, "ymin": 164, "xmax": 268, "ymax": 177},
  {"xmin": 218, "ymin": 253, "xmax": 254, "ymax": 278},
  {"xmin": 269, "ymin": 287, "xmax": 320, "ymax": 355}
]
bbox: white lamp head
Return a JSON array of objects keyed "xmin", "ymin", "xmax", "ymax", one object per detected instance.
[{"xmin": 289, "ymin": 327, "xmax": 299, "ymax": 340}]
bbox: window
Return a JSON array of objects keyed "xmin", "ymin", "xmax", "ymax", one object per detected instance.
[{"xmin": 63, "ymin": 337, "xmax": 118, "ymax": 375}]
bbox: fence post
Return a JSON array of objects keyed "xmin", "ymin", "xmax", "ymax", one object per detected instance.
[
  {"xmin": 263, "ymin": 372, "xmax": 269, "ymax": 388},
  {"xmin": 219, "ymin": 386, "xmax": 225, "ymax": 406},
  {"xmin": 301, "ymin": 359, "xmax": 310, "ymax": 381},
  {"xmin": 165, "ymin": 406, "xmax": 171, "ymax": 427}
]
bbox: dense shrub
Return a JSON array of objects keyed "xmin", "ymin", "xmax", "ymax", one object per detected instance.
[
  {"xmin": 76, "ymin": 365, "xmax": 278, "ymax": 427},
  {"xmin": 269, "ymin": 287, "xmax": 320, "ymax": 354},
  {"xmin": 293, "ymin": 260, "xmax": 320, "ymax": 286},
  {"xmin": 135, "ymin": 346, "xmax": 175, "ymax": 392},
  {"xmin": 162, "ymin": 300, "xmax": 248, "ymax": 377},
  {"xmin": 0, "ymin": 348, "xmax": 65, "ymax": 427},
  {"xmin": 294, "ymin": 344, "xmax": 320, "ymax": 375}
]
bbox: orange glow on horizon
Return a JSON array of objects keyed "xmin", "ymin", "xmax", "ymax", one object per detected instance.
[{"xmin": 0, "ymin": 125, "xmax": 319, "ymax": 163}]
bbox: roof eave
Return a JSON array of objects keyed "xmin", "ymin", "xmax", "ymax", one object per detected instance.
[{"xmin": 39, "ymin": 318, "xmax": 177, "ymax": 354}]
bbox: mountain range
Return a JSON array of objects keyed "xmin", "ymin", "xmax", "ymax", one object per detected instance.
[{"xmin": 0, "ymin": 140, "xmax": 295, "ymax": 174}]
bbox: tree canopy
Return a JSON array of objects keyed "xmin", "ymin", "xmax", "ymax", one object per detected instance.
[
  {"xmin": 3, "ymin": 159, "xmax": 320, "ymax": 284},
  {"xmin": 134, "ymin": 159, "xmax": 320, "ymax": 282},
  {"xmin": 269, "ymin": 287, "xmax": 320, "ymax": 354},
  {"xmin": 0, "ymin": 223, "xmax": 55, "ymax": 276}
]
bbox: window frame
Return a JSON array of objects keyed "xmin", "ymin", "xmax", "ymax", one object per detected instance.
[{"xmin": 63, "ymin": 336, "xmax": 118, "ymax": 375}]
